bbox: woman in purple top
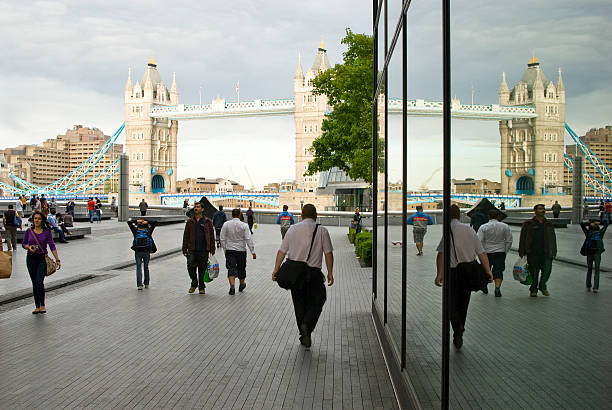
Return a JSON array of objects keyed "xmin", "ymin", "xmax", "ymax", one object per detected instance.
[{"xmin": 22, "ymin": 210, "xmax": 61, "ymax": 314}]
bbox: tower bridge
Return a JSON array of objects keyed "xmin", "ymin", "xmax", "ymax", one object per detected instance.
[{"xmin": 5, "ymin": 44, "xmax": 610, "ymax": 200}]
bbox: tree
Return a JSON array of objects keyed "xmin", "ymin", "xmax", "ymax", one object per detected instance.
[{"xmin": 305, "ymin": 28, "xmax": 382, "ymax": 184}]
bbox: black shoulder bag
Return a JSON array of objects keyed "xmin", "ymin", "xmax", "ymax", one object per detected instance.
[
  {"xmin": 275, "ymin": 224, "xmax": 320, "ymax": 290},
  {"xmin": 450, "ymin": 226, "xmax": 489, "ymax": 292}
]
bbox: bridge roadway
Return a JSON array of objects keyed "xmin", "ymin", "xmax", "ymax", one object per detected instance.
[{"xmin": 0, "ymin": 219, "xmax": 611, "ymax": 408}]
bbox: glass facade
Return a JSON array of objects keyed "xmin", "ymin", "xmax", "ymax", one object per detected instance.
[{"xmin": 372, "ymin": 2, "xmax": 608, "ymax": 409}]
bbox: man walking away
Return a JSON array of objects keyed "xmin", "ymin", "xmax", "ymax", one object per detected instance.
[
  {"xmin": 477, "ymin": 209, "xmax": 513, "ymax": 297},
  {"xmin": 518, "ymin": 204, "xmax": 557, "ymax": 297},
  {"xmin": 182, "ymin": 202, "xmax": 215, "ymax": 294},
  {"xmin": 94, "ymin": 197, "xmax": 102, "ymax": 223},
  {"xmin": 435, "ymin": 205, "xmax": 493, "ymax": 349},
  {"xmin": 552, "ymin": 201, "xmax": 562, "ymax": 219},
  {"xmin": 246, "ymin": 206, "xmax": 255, "ymax": 234},
  {"xmin": 212, "ymin": 206, "xmax": 227, "ymax": 248},
  {"xmin": 128, "ymin": 219, "xmax": 157, "ymax": 290},
  {"xmin": 277, "ymin": 205, "xmax": 294, "ymax": 239},
  {"xmin": 139, "ymin": 198, "xmax": 148, "ymax": 216},
  {"xmin": 66, "ymin": 198, "xmax": 75, "ymax": 218},
  {"xmin": 3, "ymin": 204, "xmax": 19, "ymax": 251},
  {"xmin": 407, "ymin": 205, "xmax": 434, "ymax": 256},
  {"xmin": 87, "ymin": 197, "xmax": 96, "ymax": 223},
  {"xmin": 30, "ymin": 196, "xmax": 37, "ymax": 212},
  {"xmin": 47, "ymin": 209, "xmax": 68, "ymax": 243},
  {"xmin": 606, "ymin": 200, "xmax": 612, "ymax": 224},
  {"xmin": 220, "ymin": 208, "xmax": 256, "ymax": 295},
  {"xmin": 580, "ymin": 220, "xmax": 608, "ymax": 293},
  {"xmin": 272, "ymin": 204, "xmax": 334, "ymax": 349}
]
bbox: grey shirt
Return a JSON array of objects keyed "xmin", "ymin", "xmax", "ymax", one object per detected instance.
[
  {"xmin": 279, "ymin": 219, "xmax": 333, "ymax": 269},
  {"xmin": 437, "ymin": 219, "xmax": 485, "ymax": 268}
]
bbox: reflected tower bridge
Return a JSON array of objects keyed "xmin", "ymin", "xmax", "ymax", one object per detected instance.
[{"xmin": 149, "ymin": 97, "xmax": 538, "ymax": 121}]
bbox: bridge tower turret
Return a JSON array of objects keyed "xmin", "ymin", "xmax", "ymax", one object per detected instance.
[
  {"xmin": 499, "ymin": 54, "xmax": 566, "ymax": 196},
  {"xmin": 294, "ymin": 39, "xmax": 331, "ymax": 192},
  {"xmin": 124, "ymin": 56, "xmax": 178, "ymax": 196}
]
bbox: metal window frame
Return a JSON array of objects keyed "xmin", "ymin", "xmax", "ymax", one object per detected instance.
[{"xmin": 372, "ymin": 0, "xmax": 453, "ymax": 408}]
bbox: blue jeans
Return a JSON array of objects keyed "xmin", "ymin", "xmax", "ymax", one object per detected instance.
[
  {"xmin": 95, "ymin": 209, "xmax": 101, "ymax": 223},
  {"xmin": 52, "ymin": 226, "xmax": 65, "ymax": 242},
  {"xmin": 135, "ymin": 251, "xmax": 150, "ymax": 287},
  {"xmin": 586, "ymin": 253, "xmax": 601, "ymax": 290},
  {"xmin": 89, "ymin": 210, "xmax": 95, "ymax": 223}
]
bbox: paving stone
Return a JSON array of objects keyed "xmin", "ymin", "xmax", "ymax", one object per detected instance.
[{"xmin": 0, "ymin": 224, "xmax": 398, "ymax": 409}]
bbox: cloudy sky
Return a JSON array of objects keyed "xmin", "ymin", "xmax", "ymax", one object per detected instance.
[{"xmin": 1, "ymin": 0, "xmax": 610, "ymax": 189}]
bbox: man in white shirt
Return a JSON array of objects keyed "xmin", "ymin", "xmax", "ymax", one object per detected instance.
[
  {"xmin": 272, "ymin": 204, "xmax": 334, "ymax": 348},
  {"xmin": 477, "ymin": 209, "xmax": 513, "ymax": 297},
  {"xmin": 220, "ymin": 208, "xmax": 256, "ymax": 295},
  {"xmin": 435, "ymin": 205, "xmax": 492, "ymax": 349}
]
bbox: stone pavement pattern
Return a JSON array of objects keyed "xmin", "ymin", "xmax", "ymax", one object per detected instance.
[
  {"xmin": 382, "ymin": 224, "xmax": 612, "ymax": 409},
  {"xmin": 0, "ymin": 224, "xmax": 398, "ymax": 409}
]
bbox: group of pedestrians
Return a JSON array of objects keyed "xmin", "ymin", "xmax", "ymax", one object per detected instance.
[
  {"xmin": 87, "ymin": 197, "xmax": 103, "ymax": 223},
  {"xmin": 127, "ymin": 201, "xmax": 333, "ymax": 349}
]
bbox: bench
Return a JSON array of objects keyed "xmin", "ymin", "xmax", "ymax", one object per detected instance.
[{"xmin": 0, "ymin": 227, "xmax": 92, "ymax": 242}]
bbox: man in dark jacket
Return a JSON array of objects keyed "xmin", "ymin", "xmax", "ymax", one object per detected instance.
[
  {"xmin": 518, "ymin": 204, "xmax": 557, "ymax": 297},
  {"xmin": 212, "ymin": 205, "xmax": 227, "ymax": 248},
  {"xmin": 551, "ymin": 201, "xmax": 562, "ymax": 218},
  {"xmin": 128, "ymin": 219, "xmax": 157, "ymax": 290},
  {"xmin": 182, "ymin": 201, "xmax": 216, "ymax": 294}
]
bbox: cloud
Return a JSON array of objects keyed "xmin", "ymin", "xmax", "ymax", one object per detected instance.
[{"xmin": 0, "ymin": 0, "xmax": 610, "ymax": 189}]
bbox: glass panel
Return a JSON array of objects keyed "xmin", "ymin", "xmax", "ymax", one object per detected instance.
[
  {"xmin": 375, "ymin": 79, "xmax": 386, "ymax": 316},
  {"xmin": 388, "ymin": 0, "xmax": 403, "ymax": 40},
  {"xmin": 386, "ymin": 24, "xmax": 403, "ymax": 349},
  {"xmin": 377, "ymin": 0, "xmax": 385, "ymax": 74},
  {"xmin": 402, "ymin": 3, "xmax": 443, "ymax": 406}
]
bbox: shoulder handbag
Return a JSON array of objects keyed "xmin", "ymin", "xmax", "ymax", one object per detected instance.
[
  {"xmin": 0, "ymin": 250, "xmax": 12, "ymax": 279},
  {"xmin": 450, "ymin": 227, "xmax": 488, "ymax": 292},
  {"xmin": 29, "ymin": 228, "xmax": 57, "ymax": 276},
  {"xmin": 275, "ymin": 224, "xmax": 319, "ymax": 290}
]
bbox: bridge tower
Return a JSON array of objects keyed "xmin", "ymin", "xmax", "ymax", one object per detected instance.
[
  {"xmin": 294, "ymin": 39, "xmax": 331, "ymax": 192},
  {"xmin": 124, "ymin": 56, "xmax": 178, "ymax": 195},
  {"xmin": 499, "ymin": 54, "xmax": 566, "ymax": 195}
]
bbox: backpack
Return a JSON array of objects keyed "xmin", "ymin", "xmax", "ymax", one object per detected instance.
[
  {"xmin": 132, "ymin": 229, "xmax": 153, "ymax": 252},
  {"xmin": 581, "ymin": 230, "xmax": 602, "ymax": 256}
]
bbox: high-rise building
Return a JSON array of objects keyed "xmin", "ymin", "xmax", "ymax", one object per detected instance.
[
  {"xmin": 1, "ymin": 125, "xmax": 123, "ymax": 194},
  {"xmin": 564, "ymin": 125, "xmax": 612, "ymax": 196},
  {"xmin": 294, "ymin": 40, "xmax": 331, "ymax": 192},
  {"xmin": 499, "ymin": 55, "xmax": 566, "ymax": 195},
  {"xmin": 124, "ymin": 56, "xmax": 178, "ymax": 194}
]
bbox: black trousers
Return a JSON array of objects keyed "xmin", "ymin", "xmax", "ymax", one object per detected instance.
[
  {"xmin": 186, "ymin": 250, "xmax": 208, "ymax": 289},
  {"xmin": 449, "ymin": 268, "xmax": 471, "ymax": 334},
  {"xmin": 140, "ymin": 210, "xmax": 147, "ymax": 216},
  {"xmin": 290, "ymin": 269, "xmax": 327, "ymax": 334},
  {"xmin": 26, "ymin": 254, "xmax": 47, "ymax": 308}
]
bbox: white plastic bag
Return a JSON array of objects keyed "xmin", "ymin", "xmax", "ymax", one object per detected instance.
[
  {"xmin": 208, "ymin": 254, "xmax": 220, "ymax": 280},
  {"xmin": 512, "ymin": 256, "xmax": 528, "ymax": 282}
]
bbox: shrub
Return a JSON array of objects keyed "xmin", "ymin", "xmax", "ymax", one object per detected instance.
[
  {"xmin": 354, "ymin": 231, "xmax": 373, "ymax": 266},
  {"xmin": 348, "ymin": 226, "xmax": 356, "ymax": 243}
]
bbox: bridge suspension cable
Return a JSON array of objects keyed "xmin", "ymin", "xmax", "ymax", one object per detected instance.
[
  {"xmin": 7, "ymin": 123, "xmax": 125, "ymax": 196},
  {"xmin": 564, "ymin": 123, "xmax": 612, "ymax": 196}
]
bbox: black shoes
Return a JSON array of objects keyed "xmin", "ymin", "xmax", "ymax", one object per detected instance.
[
  {"xmin": 453, "ymin": 331, "xmax": 463, "ymax": 349},
  {"xmin": 494, "ymin": 288, "xmax": 501, "ymax": 297},
  {"xmin": 229, "ymin": 286, "xmax": 235, "ymax": 295},
  {"xmin": 239, "ymin": 283, "xmax": 246, "ymax": 292},
  {"xmin": 299, "ymin": 323, "xmax": 311, "ymax": 348}
]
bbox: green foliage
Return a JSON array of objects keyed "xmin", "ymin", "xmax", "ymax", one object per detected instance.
[
  {"xmin": 348, "ymin": 226, "xmax": 356, "ymax": 243},
  {"xmin": 305, "ymin": 28, "xmax": 383, "ymax": 183},
  {"xmin": 354, "ymin": 231, "xmax": 373, "ymax": 266}
]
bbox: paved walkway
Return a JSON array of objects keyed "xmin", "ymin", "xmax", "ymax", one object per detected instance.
[
  {"xmin": 382, "ymin": 224, "xmax": 612, "ymax": 409},
  {"xmin": 0, "ymin": 223, "xmax": 398, "ymax": 409}
]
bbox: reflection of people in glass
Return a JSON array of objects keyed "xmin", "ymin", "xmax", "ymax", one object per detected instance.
[
  {"xmin": 435, "ymin": 205, "xmax": 493, "ymax": 349},
  {"xmin": 406, "ymin": 205, "xmax": 433, "ymax": 256}
]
